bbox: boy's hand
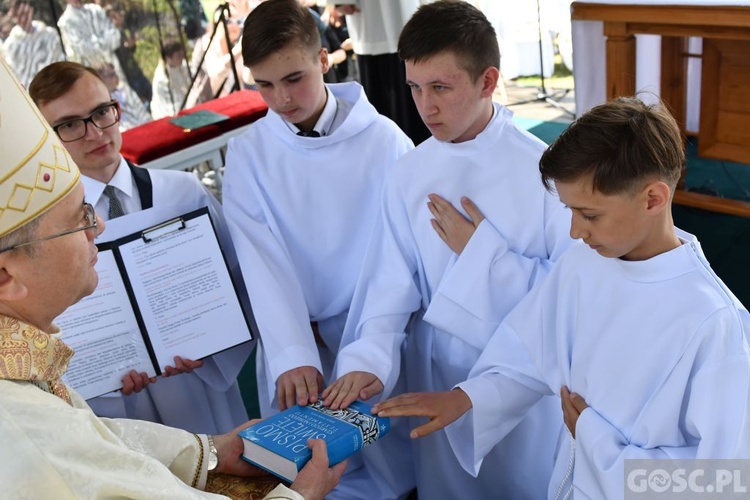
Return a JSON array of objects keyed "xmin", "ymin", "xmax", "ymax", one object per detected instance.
[
  {"xmin": 163, "ymin": 356, "xmax": 204, "ymax": 377},
  {"xmin": 277, "ymin": 366, "xmax": 324, "ymax": 411},
  {"xmin": 121, "ymin": 370, "xmax": 157, "ymax": 395},
  {"xmin": 427, "ymin": 194, "xmax": 485, "ymax": 255},
  {"xmin": 561, "ymin": 386, "xmax": 588, "ymax": 438},
  {"xmin": 371, "ymin": 389, "xmax": 472, "ymax": 438},
  {"xmin": 291, "ymin": 439, "xmax": 348, "ymax": 500},
  {"xmin": 321, "ymin": 371, "xmax": 383, "ymax": 410}
]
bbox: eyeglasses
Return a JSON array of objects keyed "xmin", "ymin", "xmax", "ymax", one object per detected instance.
[
  {"xmin": 52, "ymin": 101, "xmax": 121, "ymax": 143},
  {"xmin": 0, "ymin": 203, "xmax": 98, "ymax": 254}
]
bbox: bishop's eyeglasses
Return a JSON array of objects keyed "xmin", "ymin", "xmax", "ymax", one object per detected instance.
[
  {"xmin": 52, "ymin": 101, "xmax": 121, "ymax": 143},
  {"xmin": 0, "ymin": 203, "xmax": 98, "ymax": 254}
]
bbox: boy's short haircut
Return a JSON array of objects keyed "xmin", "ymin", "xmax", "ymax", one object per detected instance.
[
  {"xmin": 241, "ymin": 0, "xmax": 321, "ymax": 68},
  {"xmin": 539, "ymin": 96, "xmax": 685, "ymax": 195},
  {"xmin": 29, "ymin": 61, "xmax": 102, "ymax": 107},
  {"xmin": 397, "ymin": 0, "xmax": 499, "ymax": 83}
]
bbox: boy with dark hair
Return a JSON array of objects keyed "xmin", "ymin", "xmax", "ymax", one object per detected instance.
[
  {"xmin": 323, "ymin": 0, "xmax": 572, "ymax": 497},
  {"xmin": 375, "ymin": 96, "xmax": 750, "ymax": 498},
  {"xmin": 223, "ymin": 0, "xmax": 413, "ymax": 497}
]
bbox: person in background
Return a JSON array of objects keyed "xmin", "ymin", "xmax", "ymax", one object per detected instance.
[
  {"xmin": 322, "ymin": 4, "xmax": 356, "ymax": 82},
  {"xmin": 179, "ymin": 0, "xmax": 208, "ymax": 41},
  {"xmin": 199, "ymin": 0, "xmax": 255, "ymax": 97},
  {"xmin": 95, "ymin": 61, "xmax": 152, "ymax": 130},
  {"xmin": 151, "ymin": 39, "xmax": 212, "ymax": 119},
  {"xmin": 342, "ymin": 0, "xmax": 430, "ymax": 144},
  {"xmin": 3, "ymin": 0, "xmax": 65, "ymax": 88},
  {"xmin": 57, "ymin": 0, "xmax": 119, "ymax": 70},
  {"xmin": 105, "ymin": 2, "xmax": 153, "ymax": 105},
  {"xmin": 299, "ymin": 0, "xmax": 346, "ymax": 83}
]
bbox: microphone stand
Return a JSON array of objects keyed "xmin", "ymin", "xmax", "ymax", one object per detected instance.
[
  {"xmin": 182, "ymin": 2, "xmax": 241, "ymax": 110},
  {"xmin": 507, "ymin": 0, "xmax": 575, "ymax": 118}
]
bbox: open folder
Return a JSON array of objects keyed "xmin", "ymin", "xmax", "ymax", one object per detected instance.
[{"xmin": 57, "ymin": 207, "xmax": 255, "ymax": 400}]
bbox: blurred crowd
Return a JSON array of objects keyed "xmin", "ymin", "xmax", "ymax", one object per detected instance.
[
  {"xmin": 1, "ymin": 0, "xmax": 572, "ymax": 150},
  {"xmin": 0, "ymin": 0, "xmax": 359, "ymax": 129}
]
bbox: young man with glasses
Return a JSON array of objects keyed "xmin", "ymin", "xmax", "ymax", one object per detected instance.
[{"xmin": 27, "ymin": 61, "xmax": 253, "ymax": 436}]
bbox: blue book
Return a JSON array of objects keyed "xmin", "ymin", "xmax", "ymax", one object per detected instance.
[{"xmin": 239, "ymin": 400, "xmax": 390, "ymax": 482}]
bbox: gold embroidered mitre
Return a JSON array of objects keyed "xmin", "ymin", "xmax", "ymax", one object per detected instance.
[{"xmin": 0, "ymin": 59, "xmax": 80, "ymax": 237}]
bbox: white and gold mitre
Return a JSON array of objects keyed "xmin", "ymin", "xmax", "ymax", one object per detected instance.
[{"xmin": 0, "ymin": 59, "xmax": 80, "ymax": 237}]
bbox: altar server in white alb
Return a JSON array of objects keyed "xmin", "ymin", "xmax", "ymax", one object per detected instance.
[
  {"xmin": 222, "ymin": 1, "xmax": 413, "ymax": 497},
  {"xmin": 323, "ymin": 2, "xmax": 573, "ymax": 498},
  {"xmin": 29, "ymin": 61, "xmax": 252, "ymax": 435},
  {"xmin": 376, "ymin": 97, "xmax": 750, "ymax": 499},
  {"xmin": 224, "ymin": 0, "xmax": 412, "ymax": 418}
]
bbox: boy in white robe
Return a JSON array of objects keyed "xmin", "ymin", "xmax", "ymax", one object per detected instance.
[
  {"xmin": 223, "ymin": 2, "xmax": 413, "ymax": 497},
  {"xmin": 374, "ymin": 97, "xmax": 750, "ymax": 499},
  {"xmin": 29, "ymin": 61, "xmax": 251, "ymax": 435},
  {"xmin": 322, "ymin": 1, "xmax": 573, "ymax": 498},
  {"xmin": 224, "ymin": 0, "xmax": 412, "ymax": 428}
]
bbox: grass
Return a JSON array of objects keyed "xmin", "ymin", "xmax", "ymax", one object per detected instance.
[
  {"xmin": 512, "ymin": 55, "xmax": 574, "ymax": 90},
  {"xmin": 514, "ymin": 74, "xmax": 574, "ymax": 90}
]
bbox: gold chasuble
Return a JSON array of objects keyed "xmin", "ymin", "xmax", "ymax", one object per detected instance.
[{"xmin": 0, "ymin": 315, "xmax": 73, "ymax": 405}]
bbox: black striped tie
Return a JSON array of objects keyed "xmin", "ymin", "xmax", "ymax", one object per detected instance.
[{"xmin": 104, "ymin": 185, "xmax": 126, "ymax": 219}]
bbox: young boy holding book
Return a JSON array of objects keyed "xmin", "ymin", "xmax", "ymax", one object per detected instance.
[
  {"xmin": 373, "ymin": 96, "xmax": 750, "ymax": 498},
  {"xmin": 222, "ymin": 0, "xmax": 413, "ymax": 497},
  {"xmin": 322, "ymin": 1, "xmax": 573, "ymax": 498}
]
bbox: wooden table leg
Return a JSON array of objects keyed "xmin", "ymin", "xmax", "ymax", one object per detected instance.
[
  {"xmin": 603, "ymin": 22, "xmax": 636, "ymax": 100},
  {"xmin": 660, "ymin": 37, "xmax": 688, "ymax": 132}
]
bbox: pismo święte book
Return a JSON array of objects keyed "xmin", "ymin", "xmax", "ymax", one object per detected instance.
[{"xmin": 239, "ymin": 400, "xmax": 390, "ymax": 482}]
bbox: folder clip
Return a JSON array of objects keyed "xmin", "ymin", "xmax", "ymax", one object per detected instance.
[{"xmin": 141, "ymin": 217, "xmax": 186, "ymax": 243}]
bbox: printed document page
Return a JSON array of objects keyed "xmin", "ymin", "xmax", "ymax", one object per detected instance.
[
  {"xmin": 57, "ymin": 249, "xmax": 155, "ymax": 399},
  {"xmin": 117, "ymin": 212, "xmax": 251, "ymax": 368}
]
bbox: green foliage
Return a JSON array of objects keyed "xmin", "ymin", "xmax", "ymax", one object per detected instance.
[
  {"xmin": 134, "ymin": 24, "xmax": 162, "ymax": 80},
  {"xmin": 125, "ymin": 0, "xmax": 188, "ymax": 79}
]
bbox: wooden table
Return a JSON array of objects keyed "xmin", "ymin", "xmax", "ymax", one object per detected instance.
[{"xmin": 571, "ymin": 2, "xmax": 750, "ymax": 217}]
